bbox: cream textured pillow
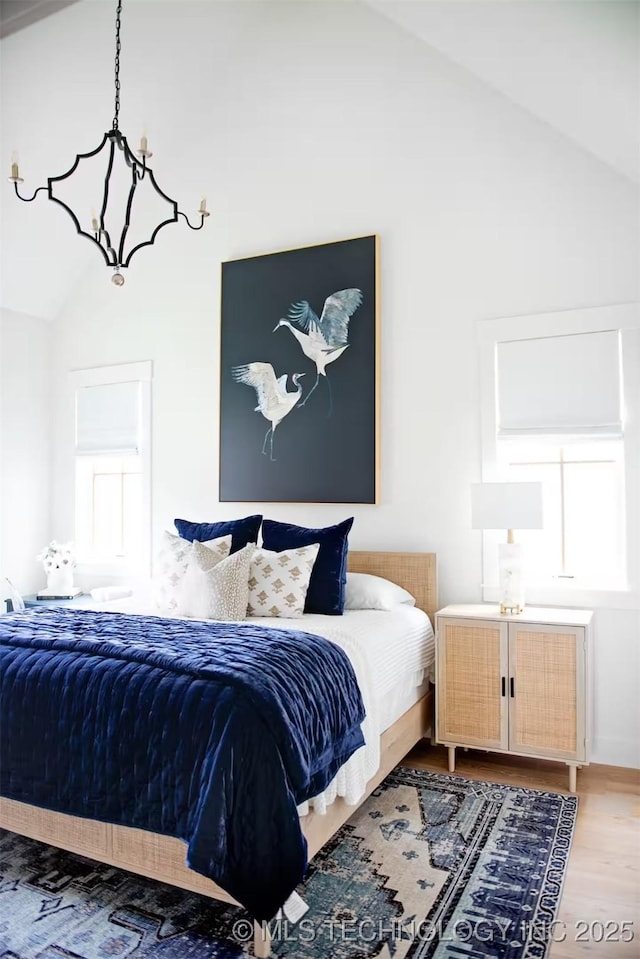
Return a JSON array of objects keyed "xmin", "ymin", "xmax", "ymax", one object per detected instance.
[
  {"xmin": 179, "ymin": 541, "xmax": 254, "ymax": 621},
  {"xmin": 247, "ymin": 543, "xmax": 320, "ymax": 618},
  {"xmin": 153, "ymin": 531, "xmax": 231, "ymax": 613}
]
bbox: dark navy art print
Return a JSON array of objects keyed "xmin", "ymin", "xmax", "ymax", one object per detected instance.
[{"xmin": 219, "ymin": 235, "xmax": 378, "ymax": 503}]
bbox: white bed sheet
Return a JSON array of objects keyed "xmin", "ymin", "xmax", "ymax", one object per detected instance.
[
  {"xmin": 88, "ymin": 595, "xmax": 434, "ymax": 815},
  {"xmin": 250, "ymin": 607, "xmax": 434, "ymax": 813}
]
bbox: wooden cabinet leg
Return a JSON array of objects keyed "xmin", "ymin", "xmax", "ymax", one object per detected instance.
[
  {"xmin": 254, "ymin": 920, "xmax": 271, "ymax": 958},
  {"xmin": 448, "ymin": 746, "xmax": 456, "ymax": 773},
  {"xmin": 568, "ymin": 765, "xmax": 577, "ymax": 794}
]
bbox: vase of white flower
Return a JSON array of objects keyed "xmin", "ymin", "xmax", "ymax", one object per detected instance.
[
  {"xmin": 47, "ymin": 566, "xmax": 74, "ymax": 593},
  {"xmin": 37, "ymin": 541, "xmax": 77, "ymax": 596}
]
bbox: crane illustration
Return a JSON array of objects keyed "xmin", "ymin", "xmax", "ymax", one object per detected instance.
[
  {"xmin": 232, "ymin": 362, "xmax": 305, "ymax": 461},
  {"xmin": 273, "ymin": 288, "xmax": 363, "ymax": 414}
]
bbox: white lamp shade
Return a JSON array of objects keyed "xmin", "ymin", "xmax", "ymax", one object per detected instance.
[{"xmin": 471, "ymin": 482, "xmax": 543, "ymax": 531}]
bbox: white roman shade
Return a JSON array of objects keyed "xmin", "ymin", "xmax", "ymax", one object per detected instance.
[
  {"xmin": 497, "ymin": 330, "xmax": 622, "ymax": 436},
  {"xmin": 76, "ymin": 380, "xmax": 141, "ymax": 454}
]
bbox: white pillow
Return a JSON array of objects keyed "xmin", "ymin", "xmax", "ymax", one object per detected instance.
[
  {"xmin": 152, "ymin": 531, "xmax": 231, "ymax": 613},
  {"xmin": 344, "ymin": 572, "xmax": 416, "ymax": 611},
  {"xmin": 179, "ymin": 541, "xmax": 253, "ymax": 621},
  {"xmin": 247, "ymin": 543, "xmax": 320, "ymax": 618}
]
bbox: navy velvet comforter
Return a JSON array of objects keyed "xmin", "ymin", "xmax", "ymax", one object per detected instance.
[{"xmin": 0, "ymin": 608, "xmax": 366, "ymax": 920}]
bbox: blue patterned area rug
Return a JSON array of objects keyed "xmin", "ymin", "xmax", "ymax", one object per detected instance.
[{"xmin": 0, "ymin": 767, "xmax": 577, "ymax": 959}]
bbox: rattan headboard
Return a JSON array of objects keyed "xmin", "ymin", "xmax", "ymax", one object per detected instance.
[{"xmin": 347, "ymin": 551, "xmax": 438, "ymax": 624}]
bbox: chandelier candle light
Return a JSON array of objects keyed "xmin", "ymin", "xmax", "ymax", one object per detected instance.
[
  {"xmin": 471, "ymin": 481, "xmax": 544, "ymax": 615},
  {"xmin": 8, "ymin": 0, "xmax": 208, "ymax": 285}
]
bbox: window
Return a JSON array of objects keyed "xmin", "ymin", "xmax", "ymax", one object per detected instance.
[
  {"xmin": 75, "ymin": 455, "xmax": 144, "ymax": 562},
  {"xmin": 72, "ymin": 362, "xmax": 152, "ymax": 572},
  {"xmin": 479, "ymin": 304, "xmax": 639, "ymax": 606},
  {"xmin": 498, "ymin": 438, "xmax": 625, "ymax": 588}
]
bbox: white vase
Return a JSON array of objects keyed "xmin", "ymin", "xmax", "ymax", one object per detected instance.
[{"xmin": 47, "ymin": 566, "xmax": 74, "ymax": 594}]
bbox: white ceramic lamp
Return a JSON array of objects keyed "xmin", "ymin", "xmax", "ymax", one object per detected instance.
[{"xmin": 471, "ymin": 482, "xmax": 543, "ymax": 615}]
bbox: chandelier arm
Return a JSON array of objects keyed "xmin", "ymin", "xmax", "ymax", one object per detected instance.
[
  {"xmin": 45, "ymin": 133, "xmax": 118, "ymax": 267},
  {"xmin": 118, "ymin": 160, "xmax": 198, "ymax": 266},
  {"xmin": 119, "ymin": 138, "xmax": 135, "ymax": 170},
  {"xmin": 122, "ymin": 213, "xmax": 180, "ymax": 268},
  {"xmin": 101, "ymin": 229, "xmax": 118, "ymax": 265},
  {"xmin": 117, "ymin": 172, "xmax": 140, "ymax": 265},
  {"xmin": 100, "ymin": 136, "xmax": 117, "ymax": 223},
  {"xmin": 99, "ymin": 136, "xmax": 120, "ymax": 265},
  {"xmin": 48, "ymin": 133, "xmax": 112, "ymax": 186},
  {"xmin": 144, "ymin": 165, "xmax": 177, "ymax": 206},
  {"xmin": 177, "ymin": 211, "xmax": 207, "ymax": 231},
  {"xmin": 114, "ymin": 134, "xmax": 166, "ymax": 265},
  {"xmin": 46, "ymin": 194, "xmax": 114, "ymax": 267},
  {"xmin": 13, "ymin": 184, "xmax": 49, "ymax": 203}
]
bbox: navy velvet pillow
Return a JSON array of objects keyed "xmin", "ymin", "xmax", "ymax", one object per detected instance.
[
  {"xmin": 174, "ymin": 515, "xmax": 262, "ymax": 554},
  {"xmin": 261, "ymin": 517, "xmax": 354, "ymax": 615}
]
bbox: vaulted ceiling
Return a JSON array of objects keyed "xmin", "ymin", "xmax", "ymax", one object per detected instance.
[
  {"xmin": 0, "ymin": 0, "xmax": 79, "ymax": 39},
  {"xmin": 367, "ymin": 0, "xmax": 638, "ymax": 184},
  {"xmin": 1, "ymin": 0, "xmax": 637, "ymax": 321}
]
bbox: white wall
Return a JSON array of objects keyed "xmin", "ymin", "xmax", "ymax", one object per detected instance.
[
  {"xmin": 0, "ymin": 309, "xmax": 51, "ymax": 597},
  {"xmin": 2, "ymin": 1, "xmax": 638, "ymax": 765}
]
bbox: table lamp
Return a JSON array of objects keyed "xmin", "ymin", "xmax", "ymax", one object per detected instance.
[{"xmin": 471, "ymin": 482, "xmax": 544, "ymax": 614}]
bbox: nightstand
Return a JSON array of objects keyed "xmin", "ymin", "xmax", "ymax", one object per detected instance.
[
  {"xmin": 435, "ymin": 604, "xmax": 593, "ymax": 792},
  {"xmin": 4, "ymin": 594, "xmax": 97, "ymax": 613}
]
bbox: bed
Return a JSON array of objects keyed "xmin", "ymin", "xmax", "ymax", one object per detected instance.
[{"xmin": 0, "ymin": 549, "xmax": 437, "ymax": 957}]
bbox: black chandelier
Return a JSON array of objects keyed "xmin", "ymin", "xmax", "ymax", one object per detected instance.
[{"xmin": 8, "ymin": 0, "xmax": 208, "ymax": 286}]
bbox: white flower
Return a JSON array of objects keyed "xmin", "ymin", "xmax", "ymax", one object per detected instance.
[{"xmin": 37, "ymin": 540, "xmax": 77, "ymax": 572}]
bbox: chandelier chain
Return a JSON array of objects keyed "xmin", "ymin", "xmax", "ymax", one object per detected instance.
[{"xmin": 112, "ymin": 0, "xmax": 122, "ymax": 130}]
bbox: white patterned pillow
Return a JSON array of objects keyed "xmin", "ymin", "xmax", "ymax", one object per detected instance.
[
  {"xmin": 153, "ymin": 531, "xmax": 231, "ymax": 613},
  {"xmin": 247, "ymin": 543, "xmax": 320, "ymax": 618},
  {"xmin": 179, "ymin": 541, "xmax": 254, "ymax": 621}
]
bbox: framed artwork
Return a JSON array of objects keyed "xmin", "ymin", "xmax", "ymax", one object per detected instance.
[{"xmin": 219, "ymin": 234, "xmax": 379, "ymax": 503}]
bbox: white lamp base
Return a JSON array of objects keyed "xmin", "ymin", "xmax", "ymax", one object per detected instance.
[{"xmin": 498, "ymin": 541, "xmax": 525, "ymax": 615}]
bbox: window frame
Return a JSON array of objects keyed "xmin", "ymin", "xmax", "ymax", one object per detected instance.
[
  {"xmin": 497, "ymin": 436, "xmax": 626, "ymax": 586},
  {"xmin": 478, "ymin": 304, "xmax": 640, "ymax": 610},
  {"xmin": 75, "ymin": 453, "xmax": 145, "ymax": 566},
  {"xmin": 70, "ymin": 361, "xmax": 152, "ymax": 577}
]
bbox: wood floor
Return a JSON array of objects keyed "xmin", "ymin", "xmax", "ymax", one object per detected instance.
[{"xmin": 404, "ymin": 743, "xmax": 640, "ymax": 957}]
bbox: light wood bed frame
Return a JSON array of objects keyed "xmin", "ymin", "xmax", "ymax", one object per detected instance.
[{"xmin": 0, "ymin": 550, "xmax": 437, "ymax": 957}]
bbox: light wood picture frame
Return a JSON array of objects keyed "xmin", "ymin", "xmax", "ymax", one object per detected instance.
[{"xmin": 219, "ymin": 235, "xmax": 379, "ymax": 503}]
